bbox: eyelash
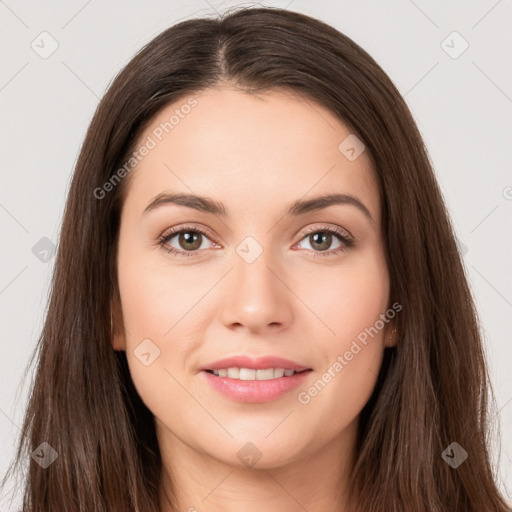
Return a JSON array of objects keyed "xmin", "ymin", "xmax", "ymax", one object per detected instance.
[{"xmin": 157, "ymin": 224, "xmax": 354, "ymax": 259}]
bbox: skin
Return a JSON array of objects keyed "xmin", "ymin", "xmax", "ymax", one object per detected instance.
[{"xmin": 112, "ymin": 85, "xmax": 397, "ymax": 512}]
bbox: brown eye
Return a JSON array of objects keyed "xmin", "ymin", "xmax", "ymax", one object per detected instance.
[
  {"xmin": 158, "ymin": 226, "xmax": 216, "ymax": 257},
  {"xmin": 296, "ymin": 226, "xmax": 354, "ymax": 258},
  {"xmin": 308, "ymin": 232, "xmax": 335, "ymax": 252},
  {"xmin": 176, "ymin": 231, "xmax": 203, "ymax": 251}
]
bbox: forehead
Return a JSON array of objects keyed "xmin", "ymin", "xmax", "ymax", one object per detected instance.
[{"xmin": 121, "ymin": 86, "xmax": 380, "ymax": 225}]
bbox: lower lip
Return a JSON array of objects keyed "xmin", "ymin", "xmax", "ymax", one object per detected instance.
[{"xmin": 200, "ymin": 370, "xmax": 312, "ymax": 403}]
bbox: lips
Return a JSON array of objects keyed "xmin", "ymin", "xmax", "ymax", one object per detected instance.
[
  {"xmin": 199, "ymin": 355, "xmax": 313, "ymax": 403},
  {"xmin": 201, "ymin": 355, "xmax": 312, "ymax": 372}
]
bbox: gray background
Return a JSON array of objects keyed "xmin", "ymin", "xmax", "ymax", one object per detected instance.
[{"xmin": 1, "ymin": 0, "xmax": 511, "ymax": 508}]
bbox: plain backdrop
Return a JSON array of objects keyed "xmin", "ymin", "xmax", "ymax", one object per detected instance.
[{"xmin": 1, "ymin": 0, "xmax": 511, "ymax": 509}]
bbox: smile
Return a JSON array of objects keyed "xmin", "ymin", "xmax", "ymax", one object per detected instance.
[
  {"xmin": 201, "ymin": 368, "xmax": 312, "ymax": 403},
  {"xmin": 205, "ymin": 367, "xmax": 308, "ymax": 380}
]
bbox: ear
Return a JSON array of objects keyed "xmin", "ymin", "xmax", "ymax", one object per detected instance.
[
  {"xmin": 111, "ymin": 298, "xmax": 126, "ymax": 351},
  {"xmin": 383, "ymin": 318, "xmax": 398, "ymax": 348}
]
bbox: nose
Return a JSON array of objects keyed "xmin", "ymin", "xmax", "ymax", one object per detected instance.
[{"xmin": 220, "ymin": 246, "xmax": 294, "ymax": 334}]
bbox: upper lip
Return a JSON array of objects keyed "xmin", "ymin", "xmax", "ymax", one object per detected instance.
[{"xmin": 201, "ymin": 355, "xmax": 312, "ymax": 372}]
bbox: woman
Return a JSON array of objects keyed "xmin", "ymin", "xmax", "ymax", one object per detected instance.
[{"xmin": 2, "ymin": 6, "xmax": 510, "ymax": 512}]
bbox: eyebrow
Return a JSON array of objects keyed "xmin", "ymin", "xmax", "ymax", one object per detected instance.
[{"xmin": 143, "ymin": 192, "xmax": 374, "ymax": 223}]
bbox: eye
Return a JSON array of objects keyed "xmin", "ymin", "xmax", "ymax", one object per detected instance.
[
  {"xmin": 158, "ymin": 224, "xmax": 218, "ymax": 257},
  {"xmin": 158, "ymin": 224, "xmax": 354, "ymax": 259},
  {"xmin": 295, "ymin": 226, "xmax": 354, "ymax": 257}
]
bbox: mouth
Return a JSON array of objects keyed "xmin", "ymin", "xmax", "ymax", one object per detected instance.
[
  {"xmin": 200, "ymin": 355, "xmax": 313, "ymax": 403},
  {"xmin": 203, "ymin": 367, "xmax": 311, "ymax": 381}
]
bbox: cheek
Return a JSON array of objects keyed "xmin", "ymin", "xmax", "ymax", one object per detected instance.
[
  {"xmin": 117, "ymin": 239, "xmax": 207, "ymax": 338},
  {"xmin": 116, "ymin": 237, "xmax": 218, "ymax": 414},
  {"xmin": 296, "ymin": 249, "xmax": 390, "ymax": 346},
  {"xmin": 293, "ymin": 251, "xmax": 389, "ymax": 413}
]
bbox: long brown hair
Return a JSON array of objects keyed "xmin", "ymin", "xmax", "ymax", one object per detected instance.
[{"xmin": 1, "ymin": 6, "xmax": 509, "ymax": 511}]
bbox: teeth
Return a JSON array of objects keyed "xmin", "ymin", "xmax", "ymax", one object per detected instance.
[
  {"xmin": 274, "ymin": 368, "xmax": 285, "ymax": 378},
  {"xmin": 256, "ymin": 368, "xmax": 274, "ymax": 380},
  {"xmin": 210, "ymin": 367, "xmax": 300, "ymax": 380},
  {"xmin": 227, "ymin": 367, "xmax": 239, "ymax": 379}
]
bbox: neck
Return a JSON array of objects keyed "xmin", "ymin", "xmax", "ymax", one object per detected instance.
[{"xmin": 156, "ymin": 418, "xmax": 359, "ymax": 512}]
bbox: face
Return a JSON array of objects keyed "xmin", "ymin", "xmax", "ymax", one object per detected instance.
[{"xmin": 113, "ymin": 86, "xmax": 396, "ymax": 469}]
